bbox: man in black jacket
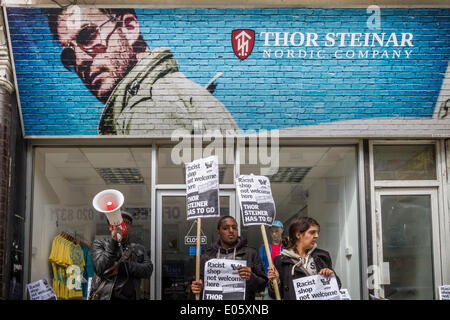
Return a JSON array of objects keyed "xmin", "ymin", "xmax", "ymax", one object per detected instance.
[
  {"xmin": 191, "ymin": 216, "xmax": 267, "ymax": 300},
  {"xmin": 89, "ymin": 212, "xmax": 153, "ymax": 300}
]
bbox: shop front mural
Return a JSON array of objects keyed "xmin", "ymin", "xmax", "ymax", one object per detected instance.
[{"xmin": 6, "ymin": 7, "xmax": 450, "ymax": 136}]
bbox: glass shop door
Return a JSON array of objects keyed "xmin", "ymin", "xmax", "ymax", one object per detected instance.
[
  {"xmin": 155, "ymin": 190, "xmax": 236, "ymax": 300},
  {"xmin": 374, "ymin": 189, "xmax": 442, "ymax": 300}
]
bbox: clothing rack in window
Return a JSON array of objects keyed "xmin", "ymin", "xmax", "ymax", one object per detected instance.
[{"xmin": 59, "ymin": 231, "xmax": 91, "ymax": 250}]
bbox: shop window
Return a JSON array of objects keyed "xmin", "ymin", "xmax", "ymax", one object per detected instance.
[
  {"xmin": 373, "ymin": 145, "xmax": 436, "ymax": 180},
  {"xmin": 31, "ymin": 147, "xmax": 151, "ymax": 300},
  {"xmin": 240, "ymin": 146, "xmax": 360, "ymax": 299},
  {"xmin": 380, "ymin": 194, "xmax": 435, "ymax": 299},
  {"xmin": 157, "ymin": 147, "xmax": 234, "ymax": 184}
]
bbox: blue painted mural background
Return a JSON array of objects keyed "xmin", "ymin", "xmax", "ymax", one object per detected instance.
[{"xmin": 6, "ymin": 8, "xmax": 450, "ymax": 135}]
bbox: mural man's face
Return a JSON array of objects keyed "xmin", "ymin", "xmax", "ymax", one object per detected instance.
[{"xmin": 56, "ymin": 8, "xmax": 140, "ymax": 103}]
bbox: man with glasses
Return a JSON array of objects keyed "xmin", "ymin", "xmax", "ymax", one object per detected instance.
[
  {"xmin": 89, "ymin": 211, "xmax": 153, "ymax": 300},
  {"xmin": 48, "ymin": 8, "xmax": 237, "ymax": 135}
]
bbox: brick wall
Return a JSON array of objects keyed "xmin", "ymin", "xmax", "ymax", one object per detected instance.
[{"xmin": 5, "ymin": 7, "xmax": 450, "ymax": 137}]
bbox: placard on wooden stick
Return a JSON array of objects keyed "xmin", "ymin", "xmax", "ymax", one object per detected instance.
[
  {"xmin": 185, "ymin": 155, "xmax": 220, "ymax": 300},
  {"xmin": 236, "ymin": 174, "xmax": 280, "ymax": 300}
]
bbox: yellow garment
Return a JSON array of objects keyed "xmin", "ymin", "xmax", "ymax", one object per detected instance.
[{"xmin": 48, "ymin": 234, "xmax": 86, "ymax": 299}]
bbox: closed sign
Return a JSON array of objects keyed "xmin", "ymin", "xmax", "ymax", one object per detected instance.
[{"xmin": 185, "ymin": 235, "xmax": 207, "ymax": 245}]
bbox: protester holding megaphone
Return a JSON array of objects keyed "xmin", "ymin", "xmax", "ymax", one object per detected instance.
[{"xmin": 89, "ymin": 189, "xmax": 153, "ymax": 300}]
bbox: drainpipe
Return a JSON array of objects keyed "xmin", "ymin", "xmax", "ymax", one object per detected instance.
[{"xmin": 0, "ymin": 6, "xmax": 16, "ymax": 299}]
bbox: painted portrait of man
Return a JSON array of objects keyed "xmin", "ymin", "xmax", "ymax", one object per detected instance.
[
  {"xmin": 48, "ymin": 7, "xmax": 237, "ymax": 135},
  {"xmin": 6, "ymin": 7, "xmax": 450, "ymax": 137}
]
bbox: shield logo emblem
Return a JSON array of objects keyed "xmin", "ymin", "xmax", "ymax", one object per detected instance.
[{"xmin": 232, "ymin": 29, "xmax": 255, "ymax": 60}]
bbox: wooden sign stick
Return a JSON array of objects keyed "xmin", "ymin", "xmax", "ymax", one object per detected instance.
[
  {"xmin": 195, "ymin": 217, "xmax": 202, "ymax": 300},
  {"xmin": 261, "ymin": 224, "xmax": 281, "ymax": 300}
]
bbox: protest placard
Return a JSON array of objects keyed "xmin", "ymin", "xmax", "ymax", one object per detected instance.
[
  {"xmin": 292, "ymin": 275, "xmax": 341, "ymax": 300},
  {"xmin": 236, "ymin": 175, "xmax": 276, "ymax": 227},
  {"xmin": 339, "ymin": 288, "xmax": 351, "ymax": 300},
  {"xmin": 27, "ymin": 278, "xmax": 57, "ymax": 300},
  {"xmin": 235, "ymin": 174, "xmax": 280, "ymax": 299},
  {"xmin": 87, "ymin": 277, "xmax": 92, "ymax": 300},
  {"xmin": 185, "ymin": 155, "xmax": 220, "ymax": 220},
  {"xmin": 203, "ymin": 258, "xmax": 246, "ymax": 300},
  {"xmin": 439, "ymin": 285, "xmax": 450, "ymax": 300}
]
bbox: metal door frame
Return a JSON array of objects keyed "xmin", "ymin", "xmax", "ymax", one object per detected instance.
[
  {"xmin": 153, "ymin": 189, "xmax": 236, "ymax": 300},
  {"xmin": 374, "ymin": 188, "xmax": 442, "ymax": 299}
]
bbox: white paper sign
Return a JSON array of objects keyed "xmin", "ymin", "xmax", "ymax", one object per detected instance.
[
  {"xmin": 339, "ymin": 288, "xmax": 351, "ymax": 300},
  {"xmin": 27, "ymin": 278, "xmax": 57, "ymax": 300},
  {"xmin": 87, "ymin": 277, "xmax": 92, "ymax": 300},
  {"xmin": 439, "ymin": 285, "xmax": 450, "ymax": 300},
  {"xmin": 185, "ymin": 156, "xmax": 220, "ymax": 220},
  {"xmin": 292, "ymin": 275, "xmax": 341, "ymax": 300},
  {"xmin": 236, "ymin": 174, "xmax": 276, "ymax": 226},
  {"xmin": 203, "ymin": 258, "xmax": 246, "ymax": 300}
]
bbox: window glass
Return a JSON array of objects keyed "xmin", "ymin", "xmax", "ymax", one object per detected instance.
[
  {"xmin": 373, "ymin": 145, "xmax": 436, "ymax": 180},
  {"xmin": 31, "ymin": 147, "xmax": 151, "ymax": 300},
  {"xmin": 157, "ymin": 147, "xmax": 233, "ymax": 184},
  {"xmin": 381, "ymin": 194, "xmax": 435, "ymax": 300},
  {"xmin": 161, "ymin": 195, "xmax": 230, "ymax": 300},
  {"xmin": 240, "ymin": 146, "xmax": 360, "ymax": 299}
]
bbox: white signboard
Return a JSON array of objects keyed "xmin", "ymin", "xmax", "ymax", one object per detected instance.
[
  {"xmin": 292, "ymin": 275, "xmax": 341, "ymax": 300},
  {"xmin": 87, "ymin": 277, "xmax": 92, "ymax": 300},
  {"xmin": 27, "ymin": 278, "xmax": 57, "ymax": 300},
  {"xmin": 339, "ymin": 288, "xmax": 351, "ymax": 300},
  {"xmin": 203, "ymin": 258, "xmax": 247, "ymax": 300},
  {"xmin": 185, "ymin": 156, "xmax": 220, "ymax": 220},
  {"xmin": 439, "ymin": 285, "xmax": 450, "ymax": 300},
  {"xmin": 236, "ymin": 175, "xmax": 276, "ymax": 226}
]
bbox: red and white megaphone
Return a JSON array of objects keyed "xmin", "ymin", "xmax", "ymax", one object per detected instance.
[{"xmin": 92, "ymin": 189, "xmax": 126, "ymax": 241}]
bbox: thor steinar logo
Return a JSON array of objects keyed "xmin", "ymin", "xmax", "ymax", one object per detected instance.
[
  {"xmin": 256, "ymin": 6, "xmax": 413, "ymax": 60},
  {"xmin": 259, "ymin": 179, "xmax": 267, "ymax": 185},
  {"xmin": 230, "ymin": 263, "xmax": 245, "ymax": 270},
  {"xmin": 320, "ymin": 277, "xmax": 331, "ymax": 286},
  {"xmin": 232, "ymin": 29, "xmax": 255, "ymax": 60},
  {"xmin": 259, "ymin": 31, "xmax": 414, "ymax": 59},
  {"xmin": 205, "ymin": 161, "xmax": 213, "ymax": 169}
]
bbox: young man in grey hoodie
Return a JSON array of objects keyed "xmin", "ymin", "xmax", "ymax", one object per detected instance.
[{"xmin": 191, "ymin": 216, "xmax": 268, "ymax": 300}]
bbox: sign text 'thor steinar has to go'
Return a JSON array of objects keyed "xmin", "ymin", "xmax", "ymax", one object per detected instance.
[{"xmin": 259, "ymin": 32, "xmax": 414, "ymax": 59}]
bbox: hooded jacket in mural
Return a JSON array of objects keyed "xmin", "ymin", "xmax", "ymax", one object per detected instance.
[
  {"xmin": 199, "ymin": 237, "xmax": 268, "ymax": 300},
  {"xmin": 98, "ymin": 47, "xmax": 238, "ymax": 135},
  {"xmin": 269, "ymin": 244, "xmax": 341, "ymax": 300}
]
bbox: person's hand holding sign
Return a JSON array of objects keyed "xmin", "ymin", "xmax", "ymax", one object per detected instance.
[
  {"xmin": 238, "ymin": 266, "xmax": 253, "ymax": 281},
  {"xmin": 267, "ymin": 266, "xmax": 279, "ymax": 282},
  {"xmin": 191, "ymin": 279, "xmax": 203, "ymax": 294},
  {"xmin": 318, "ymin": 268, "xmax": 334, "ymax": 278}
]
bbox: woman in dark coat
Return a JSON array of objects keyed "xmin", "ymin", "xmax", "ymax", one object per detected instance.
[{"xmin": 267, "ymin": 217, "xmax": 341, "ymax": 300}]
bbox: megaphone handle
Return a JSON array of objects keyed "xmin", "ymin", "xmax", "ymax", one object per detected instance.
[{"xmin": 112, "ymin": 224, "xmax": 126, "ymax": 242}]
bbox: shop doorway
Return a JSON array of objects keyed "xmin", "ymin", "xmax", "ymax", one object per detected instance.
[
  {"xmin": 155, "ymin": 190, "xmax": 236, "ymax": 300},
  {"xmin": 374, "ymin": 189, "xmax": 442, "ymax": 300}
]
